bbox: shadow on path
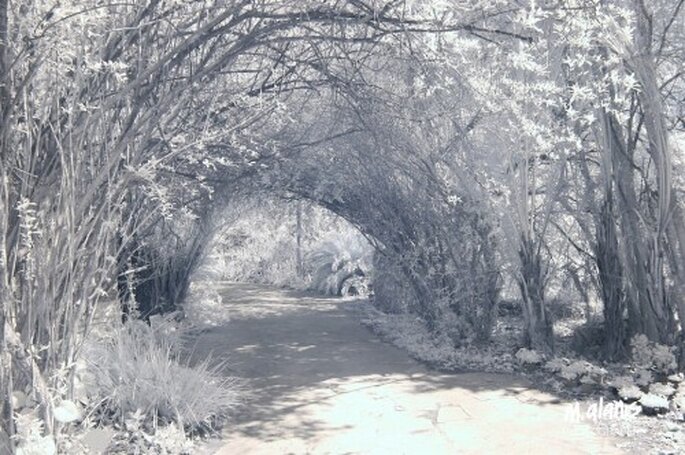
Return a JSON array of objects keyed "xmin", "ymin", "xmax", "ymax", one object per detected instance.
[{"xmin": 189, "ymin": 283, "xmax": 621, "ymax": 454}]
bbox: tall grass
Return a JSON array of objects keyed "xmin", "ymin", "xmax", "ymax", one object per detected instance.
[{"xmin": 85, "ymin": 321, "xmax": 240, "ymax": 434}]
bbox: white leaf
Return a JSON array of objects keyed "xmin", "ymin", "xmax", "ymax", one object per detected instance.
[{"xmin": 53, "ymin": 400, "xmax": 82, "ymax": 423}]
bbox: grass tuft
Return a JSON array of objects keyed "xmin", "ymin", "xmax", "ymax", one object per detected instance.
[{"xmin": 85, "ymin": 320, "xmax": 240, "ymax": 434}]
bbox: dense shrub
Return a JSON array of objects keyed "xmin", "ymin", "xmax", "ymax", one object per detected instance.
[
  {"xmin": 307, "ymin": 232, "xmax": 372, "ymax": 296},
  {"xmin": 631, "ymin": 334, "xmax": 677, "ymax": 376},
  {"xmin": 370, "ymin": 254, "xmax": 416, "ymax": 314},
  {"xmin": 571, "ymin": 321, "xmax": 606, "ymax": 358},
  {"xmin": 85, "ymin": 321, "xmax": 240, "ymax": 434}
]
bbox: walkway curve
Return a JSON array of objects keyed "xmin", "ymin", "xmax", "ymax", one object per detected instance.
[{"xmin": 192, "ymin": 283, "xmax": 622, "ymax": 455}]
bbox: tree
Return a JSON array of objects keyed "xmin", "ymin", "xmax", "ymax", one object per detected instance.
[{"xmin": 0, "ymin": 0, "xmax": 463, "ymax": 444}]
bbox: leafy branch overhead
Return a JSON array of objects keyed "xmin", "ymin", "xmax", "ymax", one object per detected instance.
[{"xmin": 0, "ymin": 0, "xmax": 684, "ymax": 453}]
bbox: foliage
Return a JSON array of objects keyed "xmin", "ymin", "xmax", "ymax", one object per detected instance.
[
  {"xmin": 307, "ymin": 232, "xmax": 372, "ymax": 296},
  {"xmin": 272, "ymin": 60, "xmax": 503, "ymax": 341},
  {"xmin": 183, "ymin": 283, "xmax": 229, "ymax": 329},
  {"xmin": 107, "ymin": 418, "xmax": 193, "ymax": 455},
  {"xmin": 370, "ymin": 254, "xmax": 415, "ymax": 314},
  {"xmin": 0, "ymin": 1, "xmax": 429, "ymax": 444},
  {"xmin": 630, "ymin": 335, "xmax": 678, "ymax": 375},
  {"xmin": 195, "ymin": 198, "xmax": 372, "ymax": 294},
  {"xmin": 85, "ymin": 321, "xmax": 240, "ymax": 434},
  {"xmin": 1, "ymin": 0, "xmax": 685, "ymax": 448},
  {"xmin": 13, "ymin": 412, "xmax": 56, "ymax": 455},
  {"xmin": 649, "ymin": 382, "xmax": 676, "ymax": 398},
  {"xmin": 618, "ymin": 385, "xmax": 644, "ymax": 403},
  {"xmin": 359, "ymin": 304, "xmax": 516, "ymax": 373},
  {"xmin": 515, "ymin": 348, "xmax": 543, "ymax": 365},
  {"xmin": 557, "ymin": 361, "xmax": 607, "ymax": 383},
  {"xmin": 198, "ymin": 199, "xmax": 304, "ymax": 287}
]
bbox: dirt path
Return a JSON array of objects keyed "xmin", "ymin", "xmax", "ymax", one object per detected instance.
[{"xmin": 191, "ymin": 283, "xmax": 622, "ymax": 455}]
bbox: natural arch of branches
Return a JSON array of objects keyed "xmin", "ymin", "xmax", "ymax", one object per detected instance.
[{"xmin": 1, "ymin": 0, "xmax": 685, "ymax": 445}]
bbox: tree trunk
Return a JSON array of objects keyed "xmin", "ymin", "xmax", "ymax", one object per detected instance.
[
  {"xmin": 295, "ymin": 201, "xmax": 303, "ymax": 278},
  {"xmin": 610, "ymin": 2, "xmax": 680, "ymax": 346},
  {"xmin": 595, "ymin": 198, "xmax": 627, "ymax": 359},
  {"xmin": 517, "ymin": 237, "xmax": 554, "ymax": 353},
  {"xmin": 665, "ymin": 202, "xmax": 685, "ymax": 368},
  {"xmin": 599, "ymin": 109, "xmax": 673, "ymax": 345},
  {"xmin": 592, "ymin": 112, "xmax": 628, "ymax": 359},
  {"xmin": 0, "ymin": 0, "xmax": 15, "ymax": 449}
]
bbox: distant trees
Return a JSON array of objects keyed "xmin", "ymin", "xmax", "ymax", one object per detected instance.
[{"xmin": 269, "ymin": 54, "xmax": 502, "ymax": 343}]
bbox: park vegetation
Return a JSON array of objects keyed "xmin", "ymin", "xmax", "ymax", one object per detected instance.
[{"xmin": 0, "ymin": 0, "xmax": 684, "ymax": 452}]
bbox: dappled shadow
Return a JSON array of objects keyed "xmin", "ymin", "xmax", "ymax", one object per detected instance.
[{"xmin": 187, "ymin": 283, "xmax": 619, "ymax": 453}]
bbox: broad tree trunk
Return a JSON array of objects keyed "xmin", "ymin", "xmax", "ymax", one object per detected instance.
[
  {"xmin": 631, "ymin": 1, "xmax": 682, "ymax": 349},
  {"xmin": 601, "ymin": 2, "xmax": 680, "ymax": 347},
  {"xmin": 599, "ymin": 109, "xmax": 675, "ymax": 345},
  {"xmin": 0, "ymin": 0, "xmax": 15, "ymax": 448},
  {"xmin": 593, "ymin": 110, "xmax": 629, "ymax": 359},
  {"xmin": 517, "ymin": 237, "xmax": 554, "ymax": 353},
  {"xmin": 595, "ymin": 198, "xmax": 627, "ymax": 359},
  {"xmin": 612, "ymin": 119, "xmax": 663, "ymax": 342},
  {"xmin": 665, "ymin": 202, "xmax": 685, "ymax": 368}
]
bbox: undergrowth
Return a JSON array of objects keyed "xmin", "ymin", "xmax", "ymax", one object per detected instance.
[
  {"xmin": 84, "ymin": 320, "xmax": 240, "ymax": 437},
  {"xmin": 355, "ymin": 304, "xmax": 518, "ymax": 373}
]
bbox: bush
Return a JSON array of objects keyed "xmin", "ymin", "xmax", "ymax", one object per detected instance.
[
  {"xmin": 85, "ymin": 321, "xmax": 240, "ymax": 434},
  {"xmin": 307, "ymin": 235, "xmax": 371, "ymax": 296},
  {"xmin": 497, "ymin": 299, "xmax": 522, "ymax": 317},
  {"xmin": 515, "ymin": 348, "xmax": 543, "ymax": 365},
  {"xmin": 630, "ymin": 334, "xmax": 677, "ymax": 375},
  {"xmin": 571, "ymin": 321, "xmax": 605, "ymax": 358},
  {"xmin": 435, "ymin": 306, "xmax": 479, "ymax": 347},
  {"xmin": 360, "ymin": 306, "xmax": 515, "ymax": 373},
  {"xmin": 547, "ymin": 295, "xmax": 585, "ymax": 320},
  {"xmin": 370, "ymin": 254, "xmax": 416, "ymax": 314}
]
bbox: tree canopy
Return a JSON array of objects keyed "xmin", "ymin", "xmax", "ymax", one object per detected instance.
[{"xmin": 1, "ymin": 0, "xmax": 685, "ymax": 449}]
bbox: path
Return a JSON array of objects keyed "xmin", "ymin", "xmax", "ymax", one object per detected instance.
[{"xmin": 191, "ymin": 283, "xmax": 622, "ymax": 455}]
